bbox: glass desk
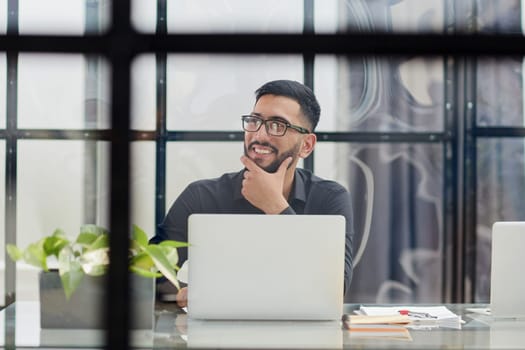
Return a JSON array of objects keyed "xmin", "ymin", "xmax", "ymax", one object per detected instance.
[{"xmin": 2, "ymin": 302, "xmax": 525, "ymax": 349}]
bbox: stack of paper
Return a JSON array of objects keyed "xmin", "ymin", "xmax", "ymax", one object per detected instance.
[
  {"xmin": 348, "ymin": 314, "xmax": 411, "ymax": 325},
  {"xmin": 342, "ymin": 313, "xmax": 412, "ymax": 341},
  {"xmin": 345, "ymin": 324, "xmax": 412, "ymax": 341},
  {"xmin": 357, "ymin": 305, "xmax": 463, "ymax": 329}
]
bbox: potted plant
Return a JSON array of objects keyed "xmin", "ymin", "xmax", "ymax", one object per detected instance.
[{"xmin": 6, "ymin": 224, "xmax": 187, "ymax": 329}]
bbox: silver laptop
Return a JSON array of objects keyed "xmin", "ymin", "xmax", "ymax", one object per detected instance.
[
  {"xmin": 187, "ymin": 214, "xmax": 346, "ymax": 320},
  {"xmin": 490, "ymin": 221, "xmax": 525, "ymax": 318}
]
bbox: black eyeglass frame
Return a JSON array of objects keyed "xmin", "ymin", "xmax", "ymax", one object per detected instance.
[{"xmin": 241, "ymin": 115, "xmax": 310, "ymax": 136}]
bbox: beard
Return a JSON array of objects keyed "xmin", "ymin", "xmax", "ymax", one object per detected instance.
[{"xmin": 244, "ymin": 141, "xmax": 301, "ymax": 173}]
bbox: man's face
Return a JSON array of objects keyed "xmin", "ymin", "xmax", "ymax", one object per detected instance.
[{"xmin": 243, "ymin": 94, "xmax": 312, "ymax": 173}]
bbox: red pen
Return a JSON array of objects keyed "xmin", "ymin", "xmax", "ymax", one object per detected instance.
[{"xmin": 398, "ymin": 310, "xmax": 437, "ymax": 319}]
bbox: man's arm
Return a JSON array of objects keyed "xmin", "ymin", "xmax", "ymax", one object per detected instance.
[
  {"xmin": 152, "ymin": 197, "xmax": 188, "ymax": 248},
  {"xmin": 150, "ymin": 185, "xmax": 200, "ymax": 263},
  {"xmin": 149, "ymin": 185, "xmax": 202, "ymax": 308},
  {"xmin": 317, "ymin": 186, "xmax": 354, "ymax": 296}
]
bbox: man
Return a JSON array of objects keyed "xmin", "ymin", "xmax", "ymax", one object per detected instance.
[{"xmin": 151, "ymin": 79, "xmax": 354, "ymax": 307}]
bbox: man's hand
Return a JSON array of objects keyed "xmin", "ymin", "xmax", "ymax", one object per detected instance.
[
  {"xmin": 240, "ymin": 155, "xmax": 292, "ymax": 214},
  {"xmin": 176, "ymin": 286, "xmax": 188, "ymax": 308}
]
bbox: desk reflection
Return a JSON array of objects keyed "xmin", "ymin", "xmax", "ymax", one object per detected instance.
[
  {"xmin": 185, "ymin": 317, "xmax": 343, "ymax": 349},
  {"xmin": 489, "ymin": 319, "xmax": 525, "ymax": 349},
  {"xmin": 5, "ymin": 302, "xmax": 525, "ymax": 349}
]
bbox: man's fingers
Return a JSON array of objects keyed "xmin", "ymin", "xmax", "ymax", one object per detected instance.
[
  {"xmin": 277, "ymin": 157, "xmax": 293, "ymax": 175},
  {"xmin": 242, "ymin": 155, "xmax": 292, "ymax": 175},
  {"xmin": 240, "ymin": 155, "xmax": 259, "ymax": 172},
  {"xmin": 176, "ymin": 287, "xmax": 188, "ymax": 308}
]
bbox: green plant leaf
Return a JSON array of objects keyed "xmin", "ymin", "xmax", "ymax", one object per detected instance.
[
  {"xmin": 159, "ymin": 240, "xmax": 190, "ymax": 249},
  {"xmin": 132, "ymin": 225, "xmax": 149, "ymax": 247},
  {"xmin": 23, "ymin": 240, "xmax": 48, "ymax": 271},
  {"xmin": 129, "ymin": 251, "xmax": 155, "ymax": 271},
  {"xmin": 158, "ymin": 245, "xmax": 179, "ymax": 267},
  {"xmin": 142, "ymin": 244, "xmax": 180, "ymax": 290},
  {"xmin": 86, "ymin": 234, "xmax": 109, "ymax": 252},
  {"xmin": 129, "ymin": 265, "xmax": 162, "ymax": 278},
  {"xmin": 76, "ymin": 232, "xmax": 99, "ymax": 246},
  {"xmin": 80, "ymin": 248, "xmax": 109, "ymax": 276},
  {"xmin": 6, "ymin": 244, "xmax": 23, "ymax": 261},
  {"xmin": 80, "ymin": 224, "xmax": 108, "ymax": 236},
  {"xmin": 51, "ymin": 228, "xmax": 67, "ymax": 237},
  {"xmin": 60, "ymin": 267, "xmax": 84, "ymax": 299},
  {"xmin": 43, "ymin": 234, "xmax": 69, "ymax": 257},
  {"xmin": 58, "ymin": 246, "xmax": 84, "ymax": 299}
]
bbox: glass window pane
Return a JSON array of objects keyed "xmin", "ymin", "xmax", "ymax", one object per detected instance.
[
  {"xmin": 313, "ymin": 142, "xmax": 349, "ymax": 188},
  {"xmin": 477, "ymin": 58, "xmax": 524, "ymax": 127},
  {"xmin": 131, "ymin": 55, "xmax": 156, "ymax": 131},
  {"xmin": 16, "ymin": 140, "xmax": 110, "ymax": 301},
  {"xmin": 130, "ymin": 0, "xmax": 157, "ymax": 33},
  {"xmin": 342, "ymin": 0, "xmax": 444, "ymax": 33},
  {"xmin": 166, "ymin": 142, "xmax": 243, "ymax": 207},
  {"xmin": 132, "ymin": 0, "xmax": 303, "ymax": 33},
  {"xmin": 18, "ymin": 54, "xmax": 110, "ymax": 130},
  {"xmin": 0, "ymin": 2, "xmax": 6, "ymax": 34},
  {"xmin": 18, "ymin": 0, "xmax": 110, "ymax": 35},
  {"xmin": 166, "ymin": 54, "xmax": 303, "ymax": 130},
  {"xmin": 476, "ymin": 137, "xmax": 525, "ymax": 302},
  {"xmin": 315, "ymin": 55, "xmax": 340, "ymax": 132},
  {"xmin": 477, "ymin": 0, "xmax": 521, "ymax": 34},
  {"xmin": 339, "ymin": 0, "xmax": 519, "ymax": 35},
  {"xmin": 316, "ymin": 142, "xmax": 444, "ymax": 303},
  {"xmin": 389, "ymin": 0, "xmax": 444, "ymax": 33},
  {"xmin": 131, "ymin": 141, "xmax": 156, "ymax": 236},
  {"xmin": 314, "ymin": 0, "xmax": 338, "ymax": 34},
  {"xmin": 20, "ymin": 0, "xmax": 83, "ymax": 35},
  {"xmin": 335, "ymin": 56, "xmax": 444, "ymax": 132}
]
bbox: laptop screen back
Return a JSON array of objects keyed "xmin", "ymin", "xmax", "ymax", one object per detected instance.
[
  {"xmin": 187, "ymin": 214, "xmax": 346, "ymax": 320},
  {"xmin": 490, "ymin": 221, "xmax": 525, "ymax": 318}
]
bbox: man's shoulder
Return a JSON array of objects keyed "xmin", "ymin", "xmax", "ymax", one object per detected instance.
[
  {"xmin": 296, "ymin": 168, "xmax": 349, "ymax": 193},
  {"xmin": 186, "ymin": 170, "xmax": 242, "ymax": 189}
]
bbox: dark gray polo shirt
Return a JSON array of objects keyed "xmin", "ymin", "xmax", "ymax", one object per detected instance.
[{"xmin": 152, "ymin": 168, "xmax": 354, "ymax": 293}]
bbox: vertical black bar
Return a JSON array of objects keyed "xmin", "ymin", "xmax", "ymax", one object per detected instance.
[
  {"xmin": 84, "ymin": 0, "xmax": 101, "ymax": 224},
  {"xmin": 5, "ymin": 0, "xmax": 18, "ymax": 306},
  {"xmin": 155, "ymin": 0, "xmax": 168, "ymax": 230},
  {"xmin": 442, "ymin": 0, "xmax": 458, "ymax": 304},
  {"xmin": 107, "ymin": 58, "xmax": 131, "ymax": 349},
  {"xmin": 460, "ymin": 0, "xmax": 479, "ymax": 304},
  {"xmin": 303, "ymin": 0, "xmax": 315, "ymax": 171},
  {"xmin": 157, "ymin": 0, "xmax": 167, "ymax": 34},
  {"xmin": 448, "ymin": 56, "xmax": 465, "ymax": 304},
  {"xmin": 5, "ymin": 54, "xmax": 17, "ymax": 307},
  {"xmin": 4, "ymin": 0, "xmax": 18, "ymax": 348},
  {"xmin": 462, "ymin": 57, "xmax": 478, "ymax": 303},
  {"xmin": 106, "ymin": 0, "xmax": 132, "ymax": 349},
  {"xmin": 85, "ymin": 0, "xmax": 100, "ymax": 33},
  {"xmin": 303, "ymin": 0, "xmax": 314, "ymax": 35}
]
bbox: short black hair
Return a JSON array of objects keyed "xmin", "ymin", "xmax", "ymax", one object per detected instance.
[{"xmin": 255, "ymin": 80, "xmax": 321, "ymax": 132}]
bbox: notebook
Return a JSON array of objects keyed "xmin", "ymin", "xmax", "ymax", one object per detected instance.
[
  {"xmin": 490, "ymin": 221, "xmax": 525, "ymax": 318},
  {"xmin": 186, "ymin": 214, "xmax": 346, "ymax": 320}
]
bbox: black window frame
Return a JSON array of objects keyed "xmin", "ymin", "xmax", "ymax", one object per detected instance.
[{"xmin": 2, "ymin": 0, "xmax": 525, "ymax": 348}]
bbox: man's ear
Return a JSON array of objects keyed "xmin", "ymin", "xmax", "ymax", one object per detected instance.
[{"xmin": 299, "ymin": 133, "xmax": 317, "ymax": 159}]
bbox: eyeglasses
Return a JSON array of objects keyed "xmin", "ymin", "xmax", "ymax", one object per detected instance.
[{"xmin": 241, "ymin": 115, "xmax": 310, "ymax": 137}]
